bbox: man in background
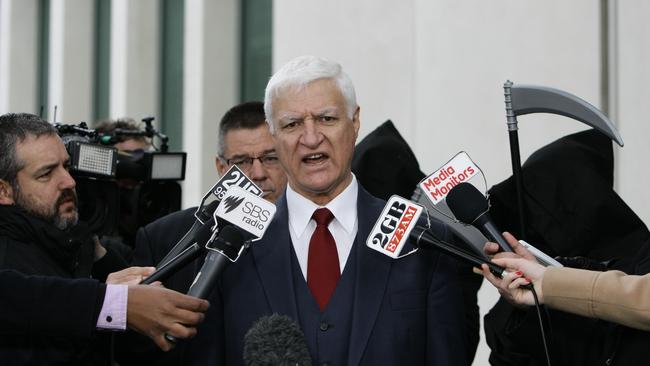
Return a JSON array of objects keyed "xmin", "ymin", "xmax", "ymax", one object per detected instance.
[{"xmin": 132, "ymin": 101, "xmax": 286, "ymax": 292}]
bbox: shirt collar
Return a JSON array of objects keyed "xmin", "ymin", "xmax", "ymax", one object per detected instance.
[{"xmin": 286, "ymin": 174, "xmax": 359, "ymax": 238}]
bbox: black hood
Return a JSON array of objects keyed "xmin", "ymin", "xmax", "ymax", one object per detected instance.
[{"xmin": 352, "ymin": 120, "xmax": 425, "ymax": 200}]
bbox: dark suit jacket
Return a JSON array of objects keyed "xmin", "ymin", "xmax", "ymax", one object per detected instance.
[
  {"xmin": 185, "ymin": 186, "xmax": 467, "ymax": 365},
  {"xmin": 0, "ymin": 270, "xmax": 105, "ymax": 337}
]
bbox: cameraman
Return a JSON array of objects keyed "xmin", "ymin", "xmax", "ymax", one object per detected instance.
[
  {"xmin": 0, "ymin": 113, "xmax": 129, "ymax": 363},
  {"xmin": 94, "ymin": 117, "xmax": 179, "ymax": 250},
  {"xmin": 95, "ymin": 117, "xmax": 152, "ymax": 153}
]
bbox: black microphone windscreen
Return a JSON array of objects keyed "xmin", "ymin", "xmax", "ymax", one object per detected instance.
[
  {"xmin": 243, "ymin": 314, "xmax": 312, "ymax": 366},
  {"xmin": 446, "ymin": 182, "xmax": 488, "ymax": 223},
  {"xmin": 213, "ymin": 225, "xmax": 247, "ymax": 259}
]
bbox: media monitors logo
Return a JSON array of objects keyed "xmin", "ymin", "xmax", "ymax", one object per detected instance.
[{"xmin": 418, "ymin": 151, "xmax": 479, "ymax": 205}]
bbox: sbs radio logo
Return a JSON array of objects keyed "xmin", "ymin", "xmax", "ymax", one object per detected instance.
[{"xmin": 215, "ymin": 186, "xmax": 276, "ymax": 239}]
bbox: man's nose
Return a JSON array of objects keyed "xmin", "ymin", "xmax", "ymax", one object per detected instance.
[
  {"xmin": 248, "ymin": 158, "xmax": 268, "ymax": 181},
  {"xmin": 299, "ymin": 120, "xmax": 323, "ymax": 148},
  {"xmin": 60, "ymin": 168, "xmax": 76, "ymax": 190}
]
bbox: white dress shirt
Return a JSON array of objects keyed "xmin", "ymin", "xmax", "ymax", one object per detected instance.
[{"xmin": 286, "ymin": 175, "xmax": 359, "ymax": 280}]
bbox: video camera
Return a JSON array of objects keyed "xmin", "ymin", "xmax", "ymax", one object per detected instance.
[
  {"xmin": 55, "ymin": 117, "xmax": 186, "ymax": 246},
  {"xmin": 55, "ymin": 117, "xmax": 186, "ymax": 181}
]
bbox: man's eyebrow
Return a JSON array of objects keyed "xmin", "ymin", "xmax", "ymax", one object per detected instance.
[
  {"xmin": 277, "ymin": 113, "xmax": 303, "ymax": 121},
  {"xmin": 32, "ymin": 161, "xmax": 59, "ymax": 176},
  {"xmin": 226, "ymin": 153, "xmax": 249, "ymax": 159},
  {"xmin": 315, "ymin": 107, "xmax": 339, "ymax": 115},
  {"xmin": 228, "ymin": 149, "xmax": 276, "ymax": 159},
  {"xmin": 31, "ymin": 157, "xmax": 69, "ymax": 176}
]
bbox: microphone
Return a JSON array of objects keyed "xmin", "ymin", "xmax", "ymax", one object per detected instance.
[
  {"xmin": 156, "ymin": 165, "xmax": 263, "ymax": 268},
  {"xmin": 445, "ymin": 182, "xmax": 514, "ymax": 252},
  {"xmin": 185, "ymin": 184, "xmax": 278, "ymax": 298},
  {"xmin": 243, "ymin": 314, "xmax": 312, "ymax": 366},
  {"xmin": 165, "ymin": 184, "xmax": 277, "ymax": 344},
  {"xmin": 140, "ymin": 221, "xmax": 215, "ymax": 285},
  {"xmin": 366, "ymin": 194, "xmax": 509, "ymax": 278},
  {"xmin": 409, "ymin": 225, "xmax": 507, "ymax": 278},
  {"xmin": 155, "ymin": 200, "xmax": 220, "ymax": 268},
  {"xmin": 186, "ymin": 225, "xmax": 247, "ymax": 299},
  {"xmin": 164, "ymin": 225, "xmax": 248, "ymax": 344}
]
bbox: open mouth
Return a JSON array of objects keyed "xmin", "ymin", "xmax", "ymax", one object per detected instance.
[{"xmin": 302, "ymin": 153, "xmax": 328, "ymax": 164}]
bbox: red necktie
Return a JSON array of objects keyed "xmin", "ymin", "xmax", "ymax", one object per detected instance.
[{"xmin": 307, "ymin": 208, "xmax": 340, "ymax": 311}]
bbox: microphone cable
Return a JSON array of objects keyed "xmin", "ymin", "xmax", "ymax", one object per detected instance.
[{"xmin": 530, "ymin": 285, "xmax": 552, "ymax": 366}]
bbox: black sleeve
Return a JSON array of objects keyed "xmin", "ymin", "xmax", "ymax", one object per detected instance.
[
  {"xmin": 92, "ymin": 246, "xmax": 129, "ymax": 282},
  {"xmin": 0, "ymin": 270, "xmax": 106, "ymax": 338}
]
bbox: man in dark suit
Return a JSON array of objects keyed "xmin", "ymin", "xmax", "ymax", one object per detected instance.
[
  {"xmin": 185, "ymin": 55, "xmax": 467, "ymax": 365},
  {"xmin": 119, "ymin": 101, "xmax": 288, "ymax": 364}
]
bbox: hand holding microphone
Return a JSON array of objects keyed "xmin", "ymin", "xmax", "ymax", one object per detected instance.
[{"xmin": 481, "ymin": 232, "xmax": 547, "ymax": 306}]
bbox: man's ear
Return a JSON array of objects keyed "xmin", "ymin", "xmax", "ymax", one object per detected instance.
[
  {"xmin": 216, "ymin": 156, "xmax": 227, "ymax": 176},
  {"xmin": 0, "ymin": 180, "xmax": 15, "ymax": 205}
]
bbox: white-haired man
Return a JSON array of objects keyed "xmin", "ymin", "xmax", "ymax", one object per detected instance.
[{"xmin": 186, "ymin": 56, "xmax": 467, "ymax": 366}]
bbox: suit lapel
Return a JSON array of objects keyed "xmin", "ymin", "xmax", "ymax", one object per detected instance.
[
  {"xmin": 250, "ymin": 195, "xmax": 299, "ymax": 318},
  {"xmin": 348, "ymin": 188, "xmax": 392, "ymax": 366}
]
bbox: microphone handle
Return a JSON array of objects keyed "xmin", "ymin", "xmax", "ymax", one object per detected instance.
[
  {"xmin": 140, "ymin": 243, "xmax": 204, "ymax": 285},
  {"xmin": 157, "ymin": 220, "xmax": 203, "ymax": 268},
  {"xmin": 187, "ymin": 250, "xmax": 231, "ymax": 299},
  {"xmin": 475, "ymin": 212, "xmax": 514, "ymax": 252},
  {"xmin": 165, "ymin": 250, "xmax": 230, "ymax": 345},
  {"xmin": 411, "ymin": 226, "xmax": 507, "ymax": 278}
]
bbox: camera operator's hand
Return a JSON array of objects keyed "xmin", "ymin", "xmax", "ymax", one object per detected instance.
[
  {"xmin": 107, "ymin": 266, "xmax": 156, "ymax": 285},
  {"xmin": 127, "ymin": 285, "xmax": 209, "ymax": 351}
]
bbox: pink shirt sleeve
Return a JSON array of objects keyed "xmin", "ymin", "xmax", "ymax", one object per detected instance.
[{"xmin": 96, "ymin": 284, "xmax": 128, "ymax": 331}]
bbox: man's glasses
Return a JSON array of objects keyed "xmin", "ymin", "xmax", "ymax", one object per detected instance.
[{"xmin": 221, "ymin": 153, "xmax": 280, "ymax": 171}]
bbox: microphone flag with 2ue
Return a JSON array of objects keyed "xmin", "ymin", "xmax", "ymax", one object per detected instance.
[{"xmin": 144, "ymin": 165, "xmax": 263, "ymax": 284}]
